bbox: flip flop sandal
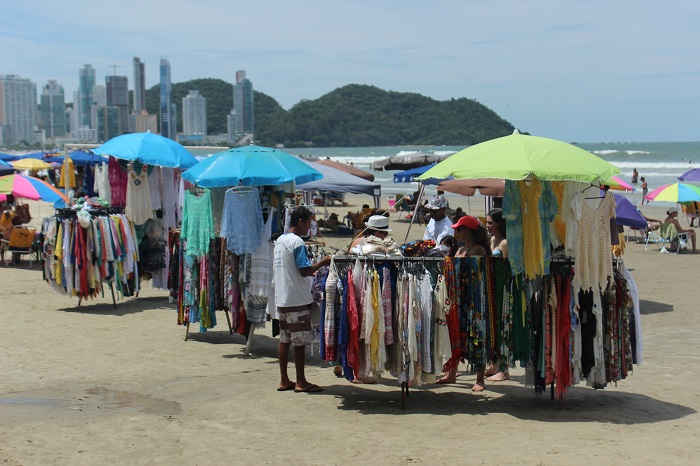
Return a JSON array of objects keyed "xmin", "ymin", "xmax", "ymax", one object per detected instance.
[{"xmin": 294, "ymin": 384, "xmax": 323, "ymax": 393}]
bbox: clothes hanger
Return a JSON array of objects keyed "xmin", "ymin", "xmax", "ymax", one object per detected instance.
[{"xmin": 229, "ymin": 186, "xmax": 254, "ymax": 194}]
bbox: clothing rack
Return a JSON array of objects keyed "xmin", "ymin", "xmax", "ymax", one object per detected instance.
[
  {"xmin": 323, "ymin": 254, "xmax": 445, "ymax": 408},
  {"xmin": 52, "ymin": 208, "xmax": 129, "ymax": 309}
]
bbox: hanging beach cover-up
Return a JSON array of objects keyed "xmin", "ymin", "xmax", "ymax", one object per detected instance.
[
  {"xmin": 182, "ymin": 189, "xmax": 215, "ymax": 257},
  {"xmin": 220, "ymin": 187, "xmax": 264, "ymax": 255}
]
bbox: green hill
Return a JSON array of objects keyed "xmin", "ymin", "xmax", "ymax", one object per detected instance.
[{"xmin": 146, "ymin": 80, "xmax": 514, "ymax": 147}]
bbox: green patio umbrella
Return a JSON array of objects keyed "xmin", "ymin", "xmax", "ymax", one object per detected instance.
[{"xmin": 417, "ymin": 130, "xmax": 620, "ymax": 183}]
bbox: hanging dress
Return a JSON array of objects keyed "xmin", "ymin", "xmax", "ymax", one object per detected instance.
[
  {"xmin": 125, "ymin": 165, "xmax": 154, "ymax": 225},
  {"xmin": 182, "ymin": 189, "xmax": 215, "ymax": 257}
]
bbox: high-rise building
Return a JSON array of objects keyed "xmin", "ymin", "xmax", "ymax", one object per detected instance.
[
  {"xmin": 106, "ymin": 75, "xmax": 129, "ymax": 134},
  {"xmin": 78, "ymin": 64, "xmax": 96, "ymax": 127},
  {"xmin": 159, "ymin": 58, "xmax": 173, "ymax": 139},
  {"xmin": 0, "ymin": 75, "xmax": 37, "ymax": 146},
  {"xmin": 229, "ymin": 70, "xmax": 254, "ymax": 142},
  {"xmin": 133, "ymin": 57, "xmax": 146, "ymax": 114},
  {"xmin": 40, "ymin": 80, "xmax": 66, "ymax": 140},
  {"xmin": 182, "ymin": 90, "xmax": 207, "ymax": 136}
]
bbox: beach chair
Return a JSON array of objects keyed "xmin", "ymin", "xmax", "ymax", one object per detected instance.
[
  {"xmin": 645, "ymin": 223, "xmax": 688, "ymax": 254},
  {"xmin": 0, "ymin": 225, "xmax": 37, "ymax": 267}
]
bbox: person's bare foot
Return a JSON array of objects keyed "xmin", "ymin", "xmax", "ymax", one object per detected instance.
[
  {"xmin": 486, "ymin": 372, "xmax": 510, "ymax": 382},
  {"xmin": 471, "ymin": 382, "xmax": 485, "ymax": 392},
  {"xmin": 351, "ymin": 377, "xmax": 377, "ymax": 384},
  {"xmin": 436, "ymin": 374, "xmax": 458, "ymax": 384},
  {"xmin": 483, "ymin": 366, "xmax": 497, "ymax": 377}
]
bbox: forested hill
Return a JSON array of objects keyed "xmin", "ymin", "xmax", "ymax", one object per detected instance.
[{"xmin": 145, "ymin": 80, "xmax": 515, "ymax": 147}]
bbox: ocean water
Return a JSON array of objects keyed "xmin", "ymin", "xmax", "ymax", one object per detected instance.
[{"xmin": 193, "ymin": 141, "xmax": 700, "ymax": 205}]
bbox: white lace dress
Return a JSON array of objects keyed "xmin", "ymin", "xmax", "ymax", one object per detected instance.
[{"xmin": 572, "ymin": 191, "xmax": 615, "ymax": 293}]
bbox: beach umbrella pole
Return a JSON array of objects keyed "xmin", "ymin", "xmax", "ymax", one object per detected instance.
[{"xmin": 404, "ymin": 184, "xmax": 426, "ymax": 243}]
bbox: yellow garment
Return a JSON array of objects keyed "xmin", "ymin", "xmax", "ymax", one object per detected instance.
[
  {"xmin": 520, "ymin": 178, "xmax": 544, "ymax": 279},
  {"xmin": 0, "ymin": 211, "xmax": 15, "ymax": 238},
  {"xmin": 59, "ymin": 156, "xmax": 76, "ymax": 189},
  {"xmin": 551, "ymin": 181, "xmax": 567, "ymax": 246},
  {"xmin": 613, "ymin": 232, "xmax": 626, "ymax": 257},
  {"xmin": 54, "ymin": 221, "xmax": 63, "ymax": 284},
  {"xmin": 370, "ymin": 269, "xmax": 381, "ymax": 369}
]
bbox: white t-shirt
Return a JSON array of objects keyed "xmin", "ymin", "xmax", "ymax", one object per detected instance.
[
  {"xmin": 423, "ymin": 216, "xmax": 453, "ymax": 244},
  {"xmin": 273, "ymin": 232, "xmax": 313, "ymax": 307}
]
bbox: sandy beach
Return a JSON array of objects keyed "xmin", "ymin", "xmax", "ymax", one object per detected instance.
[{"xmin": 1, "ymin": 194, "xmax": 699, "ymax": 465}]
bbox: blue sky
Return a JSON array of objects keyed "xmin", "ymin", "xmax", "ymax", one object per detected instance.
[{"xmin": 3, "ymin": 0, "xmax": 699, "ymax": 143}]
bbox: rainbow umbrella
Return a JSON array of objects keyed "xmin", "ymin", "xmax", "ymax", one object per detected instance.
[
  {"xmin": 0, "ymin": 174, "xmax": 68, "ymax": 203},
  {"xmin": 644, "ymin": 182, "xmax": 700, "ymax": 203}
]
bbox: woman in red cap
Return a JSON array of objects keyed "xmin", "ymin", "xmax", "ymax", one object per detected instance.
[{"xmin": 437, "ymin": 215, "xmax": 490, "ymax": 390}]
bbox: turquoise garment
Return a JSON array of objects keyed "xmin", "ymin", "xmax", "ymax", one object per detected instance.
[
  {"xmin": 538, "ymin": 181, "xmax": 558, "ymax": 275},
  {"xmin": 182, "ymin": 189, "xmax": 215, "ymax": 256},
  {"xmin": 503, "ymin": 181, "xmax": 525, "ymax": 276}
]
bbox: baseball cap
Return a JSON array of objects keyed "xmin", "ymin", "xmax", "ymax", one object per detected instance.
[
  {"xmin": 366, "ymin": 215, "xmax": 391, "ymax": 231},
  {"xmin": 425, "ymin": 195, "xmax": 448, "ymax": 210},
  {"xmin": 451, "ymin": 215, "xmax": 479, "ymax": 230},
  {"xmin": 667, "ymin": 206, "xmax": 679, "ymax": 215}
]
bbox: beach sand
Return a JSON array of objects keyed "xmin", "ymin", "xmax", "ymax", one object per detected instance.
[{"xmin": 1, "ymin": 195, "xmax": 699, "ymax": 465}]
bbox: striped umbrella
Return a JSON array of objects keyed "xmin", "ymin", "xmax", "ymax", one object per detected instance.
[{"xmin": 644, "ymin": 182, "xmax": 700, "ymax": 203}]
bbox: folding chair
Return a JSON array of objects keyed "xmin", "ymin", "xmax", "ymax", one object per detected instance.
[
  {"xmin": 645, "ymin": 223, "xmax": 689, "ymax": 254},
  {"xmin": 0, "ymin": 225, "xmax": 37, "ymax": 267}
]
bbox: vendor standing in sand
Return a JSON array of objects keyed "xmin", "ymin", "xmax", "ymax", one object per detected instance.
[{"xmin": 273, "ymin": 207, "xmax": 331, "ymax": 393}]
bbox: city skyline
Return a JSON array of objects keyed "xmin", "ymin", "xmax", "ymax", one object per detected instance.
[{"xmin": 3, "ymin": 0, "xmax": 699, "ymax": 143}]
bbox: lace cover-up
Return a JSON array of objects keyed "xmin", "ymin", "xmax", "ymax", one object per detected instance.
[{"xmin": 572, "ymin": 192, "xmax": 615, "ymax": 292}]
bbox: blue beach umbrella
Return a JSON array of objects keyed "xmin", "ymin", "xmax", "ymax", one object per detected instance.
[
  {"xmin": 93, "ymin": 132, "xmax": 198, "ymax": 169},
  {"xmin": 182, "ymin": 145, "xmax": 323, "ymax": 188},
  {"xmin": 609, "ymin": 192, "xmax": 646, "ymax": 230},
  {"xmin": 679, "ymin": 168, "xmax": 700, "ymax": 185}
]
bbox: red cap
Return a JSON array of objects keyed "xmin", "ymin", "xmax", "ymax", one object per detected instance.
[{"xmin": 451, "ymin": 215, "xmax": 479, "ymax": 230}]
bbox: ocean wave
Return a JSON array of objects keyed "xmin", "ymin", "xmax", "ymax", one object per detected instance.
[
  {"xmin": 592, "ymin": 149, "xmax": 651, "ymax": 156},
  {"xmin": 611, "ymin": 161, "xmax": 698, "ymax": 170}
]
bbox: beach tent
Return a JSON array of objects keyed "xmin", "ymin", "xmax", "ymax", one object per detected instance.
[
  {"xmin": 0, "ymin": 153, "xmax": 18, "ymax": 162},
  {"xmin": 296, "ymin": 159, "xmax": 382, "ymax": 208},
  {"xmin": 0, "ymin": 160, "xmax": 14, "ymax": 176},
  {"xmin": 46, "ymin": 150, "xmax": 107, "ymax": 167},
  {"xmin": 315, "ymin": 158, "xmax": 375, "ymax": 181},
  {"xmin": 393, "ymin": 163, "xmax": 450, "ymax": 184}
]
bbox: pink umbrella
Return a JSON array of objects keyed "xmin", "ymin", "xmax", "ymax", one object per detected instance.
[{"xmin": 605, "ymin": 175, "xmax": 635, "ymax": 192}]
